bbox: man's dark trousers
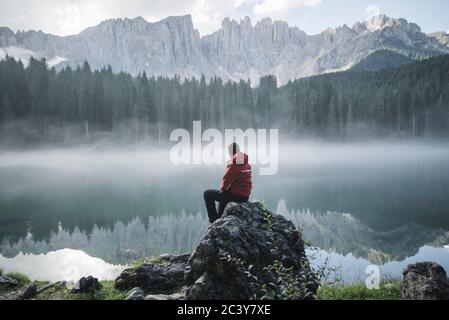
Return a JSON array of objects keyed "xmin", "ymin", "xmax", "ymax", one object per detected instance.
[{"xmin": 204, "ymin": 189, "xmax": 248, "ymax": 223}]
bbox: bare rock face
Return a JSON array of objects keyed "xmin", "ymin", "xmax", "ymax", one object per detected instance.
[
  {"xmin": 1, "ymin": 15, "xmax": 449, "ymax": 85},
  {"xmin": 145, "ymin": 293, "xmax": 184, "ymax": 300},
  {"xmin": 401, "ymin": 262, "xmax": 449, "ymax": 300},
  {"xmin": 115, "ymin": 254, "xmax": 190, "ymax": 294},
  {"xmin": 125, "ymin": 287, "xmax": 145, "ymax": 300},
  {"xmin": 429, "ymin": 32, "xmax": 449, "ymax": 48},
  {"xmin": 20, "ymin": 283, "xmax": 37, "ymax": 300},
  {"xmin": 72, "ymin": 276, "xmax": 101, "ymax": 293},
  {"xmin": 0, "ymin": 276, "xmax": 19, "ymax": 289}
]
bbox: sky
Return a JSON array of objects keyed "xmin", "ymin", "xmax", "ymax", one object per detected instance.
[{"xmin": 0, "ymin": 0, "xmax": 448, "ymax": 36}]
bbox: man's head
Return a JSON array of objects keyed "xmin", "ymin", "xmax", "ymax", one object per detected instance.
[{"xmin": 228, "ymin": 142, "xmax": 240, "ymax": 158}]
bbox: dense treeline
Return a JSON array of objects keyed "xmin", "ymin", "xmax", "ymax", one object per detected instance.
[
  {"xmin": 1, "ymin": 54, "xmax": 449, "ymax": 146},
  {"xmin": 283, "ymin": 55, "xmax": 449, "ymax": 137}
]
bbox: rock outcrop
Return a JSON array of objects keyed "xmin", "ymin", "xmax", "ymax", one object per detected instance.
[
  {"xmin": 401, "ymin": 262, "xmax": 449, "ymax": 300},
  {"xmin": 125, "ymin": 287, "xmax": 145, "ymax": 300},
  {"xmin": 20, "ymin": 283, "xmax": 37, "ymax": 300},
  {"xmin": 0, "ymin": 276, "xmax": 19, "ymax": 289},
  {"xmin": 72, "ymin": 276, "xmax": 101, "ymax": 293},
  {"xmin": 115, "ymin": 253, "xmax": 190, "ymax": 295},
  {"xmin": 115, "ymin": 202, "xmax": 317, "ymax": 300}
]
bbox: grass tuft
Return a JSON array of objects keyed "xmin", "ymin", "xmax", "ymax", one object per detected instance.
[
  {"xmin": 5, "ymin": 272, "xmax": 31, "ymax": 286},
  {"xmin": 317, "ymin": 280, "xmax": 402, "ymax": 300}
]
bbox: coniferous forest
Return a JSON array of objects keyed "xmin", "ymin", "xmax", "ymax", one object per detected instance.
[{"xmin": 1, "ymin": 54, "xmax": 449, "ymax": 146}]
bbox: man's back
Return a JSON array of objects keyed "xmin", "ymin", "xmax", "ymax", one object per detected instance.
[
  {"xmin": 204, "ymin": 144, "xmax": 252, "ymax": 223},
  {"xmin": 220, "ymin": 152, "xmax": 252, "ymax": 199}
]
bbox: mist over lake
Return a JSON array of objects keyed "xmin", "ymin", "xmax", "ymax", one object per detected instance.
[{"xmin": 1, "ymin": 141, "xmax": 449, "ymax": 282}]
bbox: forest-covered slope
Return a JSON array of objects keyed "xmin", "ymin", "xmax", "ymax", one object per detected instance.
[{"xmin": 0, "ymin": 54, "xmax": 448, "ymax": 145}]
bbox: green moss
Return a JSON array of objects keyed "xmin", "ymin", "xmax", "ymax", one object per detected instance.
[
  {"xmin": 131, "ymin": 257, "xmax": 146, "ymax": 269},
  {"xmin": 34, "ymin": 282, "xmax": 73, "ymax": 300},
  {"xmin": 262, "ymin": 209, "xmax": 274, "ymax": 229},
  {"xmin": 5, "ymin": 272, "xmax": 31, "ymax": 286},
  {"xmin": 92, "ymin": 281, "xmax": 129, "ymax": 300},
  {"xmin": 317, "ymin": 280, "xmax": 402, "ymax": 300},
  {"xmin": 149, "ymin": 256, "xmax": 170, "ymax": 265}
]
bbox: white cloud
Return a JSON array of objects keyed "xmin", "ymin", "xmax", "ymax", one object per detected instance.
[
  {"xmin": 253, "ymin": 0, "xmax": 322, "ymax": 17},
  {"xmin": 0, "ymin": 0, "xmax": 247, "ymax": 36},
  {"xmin": 365, "ymin": 4, "xmax": 381, "ymax": 19}
]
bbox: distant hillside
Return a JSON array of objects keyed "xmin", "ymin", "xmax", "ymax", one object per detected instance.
[
  {"xmin": 282, "ymin": 54, "xmax": 449, "ymax": 138},
  {"xmin": 351, "ymin": 50, "xmax": 413, "ymax": 72}
]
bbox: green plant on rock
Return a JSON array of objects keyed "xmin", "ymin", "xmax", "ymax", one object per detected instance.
[
  {"xmin": 254, "ymin": 200, "xmax": 267, "ymax": 209},
  {"xmin": 149, "ymin": 256, "xmax": 171, "ymax": 265},
  {"xmin": 242, "ymin": 257, "xmax": 320, "ymax": 300},
  {"xmin": 130, "ymin": 257, "xmax": 145, "ymax": 269},
  {"xmin": 261, "ymin": 209, "xmax": 274, "ymax": 229},
  {"xmin": 220, "ymin": 255, "xmax": 245, "ymax": 269}
]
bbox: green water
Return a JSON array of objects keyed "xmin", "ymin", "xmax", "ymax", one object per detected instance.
[{"xmin": 0, "ymin": 142, "xmax": 449, "ymax": 271}]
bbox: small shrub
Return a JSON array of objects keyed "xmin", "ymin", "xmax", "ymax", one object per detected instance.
[{"xmin": 317, "ymin": 280, "xmax": 402, "ymax": 300}]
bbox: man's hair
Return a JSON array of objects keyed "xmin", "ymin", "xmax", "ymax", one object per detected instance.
[{"xmin": 228, "ymin": 142, "xmax": 240, "ymax": 155}]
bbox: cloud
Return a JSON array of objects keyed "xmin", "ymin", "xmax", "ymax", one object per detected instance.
[
  {"xmin": 365, "ymin": 4, "xmax": 381, "ymax": 19},
  {"xmin": 0, "ymin": 0, "xmax": 247, "ymax": 36},
  {"xmin": 253, "ymin": 0, "xmax": 322, "ymax": 17}
]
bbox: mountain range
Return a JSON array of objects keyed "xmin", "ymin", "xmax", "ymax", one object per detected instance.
[{"xmin": 1, "ymin": 14, "xmax": 449, "ymax": 85}]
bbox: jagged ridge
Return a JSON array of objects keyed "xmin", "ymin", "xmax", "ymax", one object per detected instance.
[{"xmin": 1, "ymin": 14, "xmax": 449, "ymax": 85}]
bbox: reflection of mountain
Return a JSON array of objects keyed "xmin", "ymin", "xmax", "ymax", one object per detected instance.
[
  {"xmin": 276, "ymin": 200, "xmax": 449, "ymax": 264},
  {"xmin": 1, "ymin": 201, "xmax": 447, "ymax": 265}
]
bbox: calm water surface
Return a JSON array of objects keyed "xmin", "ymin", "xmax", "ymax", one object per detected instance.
[{"xmin": 1, "ymin": 142, "xmax": 448, "ymax": 282}]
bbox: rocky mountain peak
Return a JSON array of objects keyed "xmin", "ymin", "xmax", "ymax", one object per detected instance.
[
  {"xmin": 0, "ymin": 27, "xmax": 14, "ymax": 37},
  {"xmin": 362, "ymin": 14, "xmax": 421, "ymax": 33},
  {"xmin": 429, "ymin": 31, "xmax": 449, "ymax": 47},
  {"xmin": 1, "ymin": 14, "xmax": 448, "ymax": 85}
]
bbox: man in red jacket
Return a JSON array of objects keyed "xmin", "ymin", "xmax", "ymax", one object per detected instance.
[{"xmin": 204, "ymin": 142, "xmax": 252, "ymax": 223}]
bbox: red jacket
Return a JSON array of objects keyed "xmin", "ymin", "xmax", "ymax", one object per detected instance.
[{"xmin": 220, "ymin": 152, "xmax": 252, "ymax": 199}]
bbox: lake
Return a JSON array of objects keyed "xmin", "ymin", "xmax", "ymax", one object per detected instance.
[{"xmin": 1, "ymin": 142, "xmax": 449, "ymax": 283}]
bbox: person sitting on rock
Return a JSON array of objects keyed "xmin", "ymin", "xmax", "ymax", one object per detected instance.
[{"xmin": 204, "ymin": 142, "xmax": 252, "ymax": 223}]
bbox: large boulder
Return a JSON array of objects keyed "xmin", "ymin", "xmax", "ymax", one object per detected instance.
[
  {"xmin": 21, "ymin": 283, "xmax": 37, "ymax": 300},
  {"xmin": 114, "ymin": 202, "xmax": 316, "ymax": 300},
  {"xmin": 115, "ymin": 253, "xmax": 190, "ymax": 294},
  {"xmin": 72, "ymin": 276, "xmax": 101, "ymax": 293},
  {"xmin": 401, "ymin": 262, "xmax": 449, "ymax": 300},
  {"xmin": 184, "ymin": 202, "xmax": 317, "ymax": 300},
  {"xmin": 125, "ymin": 287, "xmax": 145, "ymax": 300}
]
